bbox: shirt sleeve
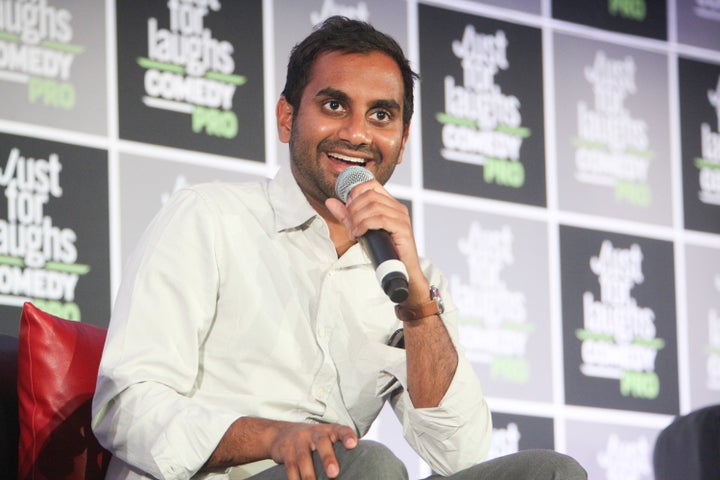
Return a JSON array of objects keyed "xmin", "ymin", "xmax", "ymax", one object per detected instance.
[
  {"xmin": 91, "ymin": 188, "xmax": 239, "ymax": 480},
  {"xmin": 385, "ymin": 267, "xmax": 493, "ymax": 476}
]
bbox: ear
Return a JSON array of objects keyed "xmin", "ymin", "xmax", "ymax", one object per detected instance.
[{"xmin": 276, "ymin": 96, "xmax": 293, "ymax": 144}]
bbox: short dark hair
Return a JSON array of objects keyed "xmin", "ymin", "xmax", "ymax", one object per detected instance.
[{"xmin": 281, "ymin": 16, "xmax": 418, "ymax": 129}]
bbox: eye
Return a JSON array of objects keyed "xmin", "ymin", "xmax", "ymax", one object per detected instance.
[
  {"xmin": 370, "ymin": 110, "xmax": 392, "ymax": 123},
  {"xmin": 324, "ymin": 100, "xmax": 343, "ymax": 112}
]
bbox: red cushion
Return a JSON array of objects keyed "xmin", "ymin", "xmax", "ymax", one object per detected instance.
[{"xmin": 17, "ymin": 302, "xmax": 111, "ymax": 479}]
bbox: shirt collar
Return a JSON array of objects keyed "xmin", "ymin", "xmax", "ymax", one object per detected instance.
[
  {"xmin": 268, "ymin": 165, "xmax": 370, "ymax": 267},
  {"xmin": 268, "ymin": 166, "xmax": 319, "ymax": 233}
]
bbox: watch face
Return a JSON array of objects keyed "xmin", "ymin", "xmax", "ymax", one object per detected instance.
[{"xmin": 431, "ymin": 285, "xmax": 445, "ymax": 314}]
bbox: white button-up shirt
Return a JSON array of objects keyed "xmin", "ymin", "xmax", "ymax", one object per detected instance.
[{"xmin": 92, "ymin": 167, "xmax": 491, "ymax": 480}]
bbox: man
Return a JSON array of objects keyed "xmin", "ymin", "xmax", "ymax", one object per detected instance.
[{"xmin": 92, "ymin": 16, "xmax": 586, "ymax": 480}]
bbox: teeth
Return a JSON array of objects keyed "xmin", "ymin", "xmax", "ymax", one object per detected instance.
[{"xmin": 330, "ymin": 152, "xmax": 365, "ymax": 164}]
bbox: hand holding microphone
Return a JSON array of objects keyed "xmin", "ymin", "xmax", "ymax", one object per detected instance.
[{"xmin": 334, "ymin": 166, "xmax": 410, "ymax": 303}]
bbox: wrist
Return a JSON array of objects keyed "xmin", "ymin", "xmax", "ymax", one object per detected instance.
[
  {"xmin": 394, "ymin": 285, "xmax": 444, "ymax": 322},
  {"xmin": 402, "ymin": 272, "xmax": 430, "ymax": 305}
]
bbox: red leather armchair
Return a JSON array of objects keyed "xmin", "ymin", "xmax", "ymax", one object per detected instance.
[{"xmin": 2, "ymin": 303, "xmax": 111, "ymax": 480}]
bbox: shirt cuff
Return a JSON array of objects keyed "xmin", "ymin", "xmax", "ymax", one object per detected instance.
[
  {"xmin": 403, "ymin": 358, "xmax": 483, "ymax": 436},
  {"xmin": 152, "ymin": 406, "xmax": 240, "ymax": 480}
]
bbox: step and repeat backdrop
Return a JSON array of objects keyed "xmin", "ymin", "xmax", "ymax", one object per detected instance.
[{"xmin": 1, "ymin": 0, "xmax": 719, "ymax": 478}]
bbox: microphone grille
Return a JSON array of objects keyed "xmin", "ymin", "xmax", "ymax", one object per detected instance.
[{"xmin": 335, "ymin": 166, "xmax": 375, "ymax": 203}]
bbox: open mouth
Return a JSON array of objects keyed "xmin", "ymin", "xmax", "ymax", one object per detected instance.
[{"xmin": 328, "ymin": 152, "xmax": 367, "ymax": 167}]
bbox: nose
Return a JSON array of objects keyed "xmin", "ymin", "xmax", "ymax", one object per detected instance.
[{"xmin": 339, "ymin": 112, "xmax": 371, "ymax": 146}]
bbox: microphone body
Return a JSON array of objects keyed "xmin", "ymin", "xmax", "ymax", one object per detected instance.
[{"xmin": 335, "ymin": 166, "xmax": 409, "ymax": 303}]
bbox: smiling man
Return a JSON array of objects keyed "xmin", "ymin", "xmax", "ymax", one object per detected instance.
[{"xmin": 92, "ymin": 16, "xmax": 586, "ymax": 480}]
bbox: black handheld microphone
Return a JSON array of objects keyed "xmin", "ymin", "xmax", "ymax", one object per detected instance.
[{"xmin": 335, "ymin": 166, "xmax": 409, "ymax": 303}]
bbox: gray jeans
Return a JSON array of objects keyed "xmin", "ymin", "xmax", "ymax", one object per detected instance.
[{"xmin": 247, "ymin": 439, "xmax": 587, "ymax": 480}]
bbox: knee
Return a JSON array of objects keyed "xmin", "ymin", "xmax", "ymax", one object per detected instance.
[
  {"xmin": 339, "ymin": 440, "xmax": 407, "ymax": 479},
  {"xmin": 530, "ymin": 450, "xmax": 587, "ymax": 480}
]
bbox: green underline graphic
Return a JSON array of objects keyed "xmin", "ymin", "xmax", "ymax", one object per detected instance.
[
  {"xmin": 41, "ymin": 40, "xmax": 85, "ymax": 54},
  {"xmin": 573, "ymin": 137, "xmax": 609, "ymax": 151},
  {"xmin": 205, "ymin": 70, "xmax": 246, "ymax": 85},
  {"xmin": 436, "ymin": 113, "xmax": 530, "ymax": 138},
  {"xmin": 501, "ymin": 321, "xmax": 535, "ymax": 333},
  {"xmin": 573, "ymin": 138, "xmax": 656, "ymax": 158},
  {"xmin": 138, "ymin": 57, "xmax": 185, "ymax": 74},
  {"xmin": 138, "ymin": 57, "xmax": 247, "ymax": 85},
  {"xmin": 633, "ymin": 337, "xmax": 665, "ymax": 350},
  {"xmin": 436, "ymin": 112, "xmax": 477, "ymax": 128},
  {"xmin": 496, "ymin": 124, "xmax": 531, "ymax": 138},
  {"xmin": 695, "ymin": 157, "xmax": 720, "ymax": 169},
  {"xmin": 625, "ymin": 148, "xmax": 655, "ymax": 159},
  {"xmin": 575, "ymin": 328, "xmax": 613, "ymax": 342},
  {"xmin": 0, "ymin": 31, "xmax": 20, "ymax": 42},
  {"xmin": 0, "ymin": 33, "xmax": 84, "ymax": 53},
  {"xmin": 45, "ymin": 261, "xmax": 91, "ymax": 275},
  {"xmin": 0, "ymin": 256, "xmax": 24, "ymax": 266},
  {"xmin": 706, "ymin": 346, "xmax": 720, "ymax": 356},
  {"xmin": 0, "ymin": 256, "xmax": 90, "ymax": 275},
  {"xmin": 576, "ymin": 328, "xmax": 666, "ymax": 350}
]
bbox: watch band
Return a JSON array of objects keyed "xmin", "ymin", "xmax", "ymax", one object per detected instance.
[{"xmin": 394, "ymin": 299, "xmax": 441, "ymax": 322}]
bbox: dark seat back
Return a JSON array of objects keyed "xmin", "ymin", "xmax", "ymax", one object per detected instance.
[
  {"xmin": 0, "ymin": 334, "xmax": 19, "ymax": 479},
  {"xmin": 654, "ymin": 404, "xmax": 720, "ymax": 480}
]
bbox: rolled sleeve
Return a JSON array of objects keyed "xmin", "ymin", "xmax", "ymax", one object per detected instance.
[
  {"xmin": 94, "ymin": 384, "xmax": 240, "ymax": 480},
  {"xmin": 385, "ymin": 265, "xmax": 493, "ymax": 475},
  {"xmin": 92, "ymin": 188, "xmax": 239, "ymax": 479},
  {"xmin": 151, "ymin": 402, "xmax": 240, "ymax": 479},
  {"xmin": 391, "ymin": 356, "xmax": 492, "ymax": 476}
]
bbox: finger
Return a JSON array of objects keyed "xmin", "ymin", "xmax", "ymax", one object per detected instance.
[
  {"xmin": 346, "ymin": 182, "xmax": 395, "ymax": 209},
  {"xmin": 325, "ymin": 198, "xmax": 349, "ymax": 225},
  {"xmin": 343, "ymin": 189, "xmax": 404, "ymax": 222},
  {"xmin": 343, "ymin": 178, "xmax": 378, "ymax": 204},
  {"xmin": 346, "ymin": 188, "xmax": 407, "ymax": 222},
  {"xmin": 313, "ymin": 435, "xmax": 340, "ymax": 478},
  {"xmin": 349, "ymin": 204, "xmax": 411, "ymax": 240},
  {"xmin": 339, "ymin": 429, "xmax": 358, "ymax": 449},
  {"xmin": 283, "ymin": 459, "xmax": 301, "ymax": 480},
  {"xmin": 295, "ymin": 446, "xmax": 317, "ymax": 480},
  {"xmin": 328, "ymin": 424, "xmax": 358, "ymax": 449}
]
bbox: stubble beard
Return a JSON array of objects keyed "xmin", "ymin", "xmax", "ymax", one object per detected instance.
[
  {"xmin": 288, "ymin": 126, "xmax": 338, "ymax": 207},
  {"xmin": 287, "ymin": 120, "xmax": 403, "ymax": 207}
]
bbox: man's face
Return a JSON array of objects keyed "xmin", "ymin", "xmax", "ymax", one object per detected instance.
[{"xmin": 277, "ymin": 50, "xmax": 410, "ymax": 210}]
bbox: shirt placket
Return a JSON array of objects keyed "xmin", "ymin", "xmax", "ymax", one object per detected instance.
[{"xmin": 310, "ymin": 267, "xmax": 344, "ymax": 422}]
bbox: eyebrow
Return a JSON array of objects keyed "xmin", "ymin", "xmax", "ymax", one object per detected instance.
[{"xmin": 315, "ymin": 87, "xmax": 402, "ymax": 112}]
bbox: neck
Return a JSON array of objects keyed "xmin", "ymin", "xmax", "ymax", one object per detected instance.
[
  {"xmin": 331, "ymin": 227, "xmax": 356, "ymax": 257},
  {"xmin": 324, "ymin": 211, "xmax": 357, "ymax": 257},
  {"xmin": 304, "ymin": 192, "xmax": 357, "ymax": 258}
]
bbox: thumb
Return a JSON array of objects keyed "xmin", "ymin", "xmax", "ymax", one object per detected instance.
[{"xmin": 325, "ymin": 198, "xmax": 350, "ymax": 228}]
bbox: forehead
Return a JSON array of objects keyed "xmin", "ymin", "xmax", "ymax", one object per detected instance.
[{"xmin": 303, "ymin": 50, "xmax": 404, "ymax": 103}]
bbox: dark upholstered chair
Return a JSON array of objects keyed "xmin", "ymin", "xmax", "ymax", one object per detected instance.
[
  {"xmin": 654, "ymin": 404, "xmax": 720, "ymax": 480},
  {"xmin": 0, "ymin": 333, "xmax": 19, "ymax": 479}
]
